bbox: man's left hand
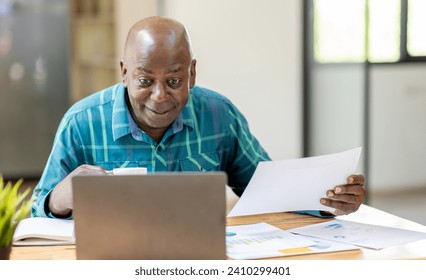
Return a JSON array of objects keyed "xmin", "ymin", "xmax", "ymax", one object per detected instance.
[{"xmin": 320, "ymin": 174, "xmax": 366, "ymax": 215}]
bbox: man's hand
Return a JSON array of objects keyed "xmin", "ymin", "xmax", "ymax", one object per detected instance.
[
  {"xmin": 320, "ymin": 174, "xmax": 366, "ymax": 215},
  {"xmin": 49, "ymin": 165, "xmax": 108, "ymax": 217}
]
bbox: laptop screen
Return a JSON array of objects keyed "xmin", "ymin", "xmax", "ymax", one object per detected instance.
[{"xmin": 72, "ymin": 172, "xmax": 227, "ymax": 260}]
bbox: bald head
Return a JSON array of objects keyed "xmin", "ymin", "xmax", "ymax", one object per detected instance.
[{"xmin": 123, "ymin": 16, "xmax": 193, "ymax": 62}]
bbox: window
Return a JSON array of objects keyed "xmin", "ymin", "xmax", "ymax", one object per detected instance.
[
  {"xmin": 368, "ymin": 0, "xmax": 400, "ymax": 62},
  {"xmin": 314, "ymin": 0, "xmax": 366, "ymax": 63},
  {"xmin": 313, "ymin": 0, "xmax": 426, "ymax": 63},
  {"xmin": 407, "ymin": 0, "xmax": 426, "ymax": 56}
]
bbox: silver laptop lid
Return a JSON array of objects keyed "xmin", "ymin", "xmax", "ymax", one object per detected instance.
[{"xmin": 72, "ymin": 172, "xmax": 227, "ymax": 260}]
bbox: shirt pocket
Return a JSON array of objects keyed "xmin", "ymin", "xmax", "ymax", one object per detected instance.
[
  {"xmin": 179, "ymin": 152, "xmax": 220, "ymax": 172},
  {"xmin": 93, "ymin": 161, "xmax": 141, "ymax": 171}
]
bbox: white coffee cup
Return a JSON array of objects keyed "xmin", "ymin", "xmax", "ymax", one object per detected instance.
[{"xmin": 111, "ymin": 167, "xmax": 148, "ymax": 175}]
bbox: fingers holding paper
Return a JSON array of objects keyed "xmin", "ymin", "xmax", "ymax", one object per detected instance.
[{"xmin": 320, "ymin": 174, "xmax": 366, "ymax": 216}]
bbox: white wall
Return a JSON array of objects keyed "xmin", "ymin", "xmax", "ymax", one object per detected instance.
[
  {"xmin": 162, "ymin": 0, "xmax": 303, "ymax": 160},
  {"xmin": 370, "ymin": 63, "xmax": 426, "ymax": 191}
]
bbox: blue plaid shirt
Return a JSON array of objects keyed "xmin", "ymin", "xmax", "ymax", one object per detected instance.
[{"xmin": 32, "ymin": 83, "xmax": 270, "ymax": 217}]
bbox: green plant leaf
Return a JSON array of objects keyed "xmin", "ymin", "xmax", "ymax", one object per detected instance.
[{"xmin": 0, "ymin": 177, "xmax": 32, "ymax": 247}]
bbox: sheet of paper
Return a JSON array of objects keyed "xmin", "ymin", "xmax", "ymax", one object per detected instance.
[
  {"xmin": 226, "ymin": 222, "xmax": 358, "ymax": 259},
  {"xmin": 289, "ymin": 219, "xmax": 426, "ymax": 250},
  {"xmin": 228, "ymin": 147, "xmax": 362, "ymax": 217}
]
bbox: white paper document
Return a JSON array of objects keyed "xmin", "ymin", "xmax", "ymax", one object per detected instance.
[
  {"xmin": 226, "ymin": 222, "xmax": 358, "ymax": 259},
  {"xmin": 289, "ymin": 219, "xmax": 426, "ymax": 250},
  {"xmin": 228, "ymin": 147, "xmax": 362, "ymax": 217}
]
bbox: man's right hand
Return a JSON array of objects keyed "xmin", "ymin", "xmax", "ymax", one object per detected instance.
[{"xmin": 48, "ymin": 164, "xmax": 108, "ymax": 217}]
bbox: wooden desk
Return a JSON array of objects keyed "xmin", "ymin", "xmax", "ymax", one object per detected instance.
[{"xmin": 10, "ymin": 205, "xmax": 426, "ymax": 260}]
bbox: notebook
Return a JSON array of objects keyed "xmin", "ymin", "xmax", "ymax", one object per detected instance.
[{"xmin": 71, "ymin": 172, "xmax": 227, "ymax": 260}]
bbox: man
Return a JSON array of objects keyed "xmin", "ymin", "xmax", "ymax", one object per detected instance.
[{"xmin": 32, "ymin": 16, "xmax": 365, "ymax": 218}]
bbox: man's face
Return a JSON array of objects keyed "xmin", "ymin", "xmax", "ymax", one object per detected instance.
[{"xmin": 121, "ymin": 33, "xmax": 196, "ymax": 139}]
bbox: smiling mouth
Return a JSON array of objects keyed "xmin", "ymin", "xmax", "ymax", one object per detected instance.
[{"xmin": 146, "ymin": 107, "xmax": 170, "ymax": 115}]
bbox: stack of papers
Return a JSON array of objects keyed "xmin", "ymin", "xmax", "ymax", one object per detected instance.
[
  {"xmin": 226, "ymin": 222, "xmax": 357, "ymax": 259},
  {"xmin": 226, "ymin": 220, "xmax": 426, "ymax": 259},
  {"xmin": 289, "ymin": 219, "xmax": 426, "ymax": 250}
]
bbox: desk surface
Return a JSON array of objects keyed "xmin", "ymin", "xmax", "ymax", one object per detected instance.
[{"xmin": 10, "ymin": 204, "xmax": 426, "ymax": 260}]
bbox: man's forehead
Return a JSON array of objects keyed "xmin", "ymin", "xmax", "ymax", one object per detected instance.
[{"xmin": 129, "ymin": 29, "xmax": 182, "ymax": 53}]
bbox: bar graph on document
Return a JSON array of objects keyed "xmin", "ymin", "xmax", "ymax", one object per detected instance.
[
  {"xmin": 226, "ymin": 222, "xmax": 358, "ymax": 259},
  {"xmin": 226, "ymin": 222, "xmax": 315, "ymax": 259}
]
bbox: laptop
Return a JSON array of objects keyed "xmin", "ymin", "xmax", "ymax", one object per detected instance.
[{"xmin": 72, "ymin": 172, "xmax": 227, "ymax": 260}]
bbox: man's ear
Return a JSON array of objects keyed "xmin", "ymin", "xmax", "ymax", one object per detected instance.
[
  {"xmin": 120, "ymin": 59, "xmax": 128, "ymax": 87},
  {"xmin": 189, "ymin": 59, "xmax": 197, "ymax": 88}
]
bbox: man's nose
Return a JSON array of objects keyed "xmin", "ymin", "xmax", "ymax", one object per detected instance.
[{"xmin": 150, "ymin": 83, "xmax": 168, "ymax": 102}]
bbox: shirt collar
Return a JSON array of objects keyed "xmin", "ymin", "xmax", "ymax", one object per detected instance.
[
  {"xmin": 112, "ymin": 84, "xmax": 195, "ymax": 141},
  {"xmin": 179, "ymin": 92, "xmax": 195, "ymax": 130},
  {"xmin": 112, "ymin": 83, "xmax": 131, "ymax": 141}
]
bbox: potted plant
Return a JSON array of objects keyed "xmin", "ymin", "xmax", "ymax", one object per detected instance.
[{"xmin": 0, "ymin": 176, "xmax": 32, "ymax": 260}]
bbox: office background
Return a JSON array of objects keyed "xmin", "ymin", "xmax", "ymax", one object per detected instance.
[{"xmin": 0, "ymin": 0, "xmax": 425, "ymax": 223}]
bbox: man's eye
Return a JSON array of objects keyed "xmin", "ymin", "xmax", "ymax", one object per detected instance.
[
  {"xmin": 167, "ymin": 79, "xmax": 181, "ymax": 86},
  {"xmin": 137, "ymin": 78, "xmax": 152, "ymax": 86}
]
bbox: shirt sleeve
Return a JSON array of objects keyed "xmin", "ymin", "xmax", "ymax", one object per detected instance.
[
  {"xmin": 292, "ymin": 210, "xmax": 336, "ymax": 218},
  {"xmin": 225, "ymin": 102, "xmax": 271, "ymax": 196},
  {"xmin": 31, "ymin": 116, "xmax": 83, "ymax": 218}
]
